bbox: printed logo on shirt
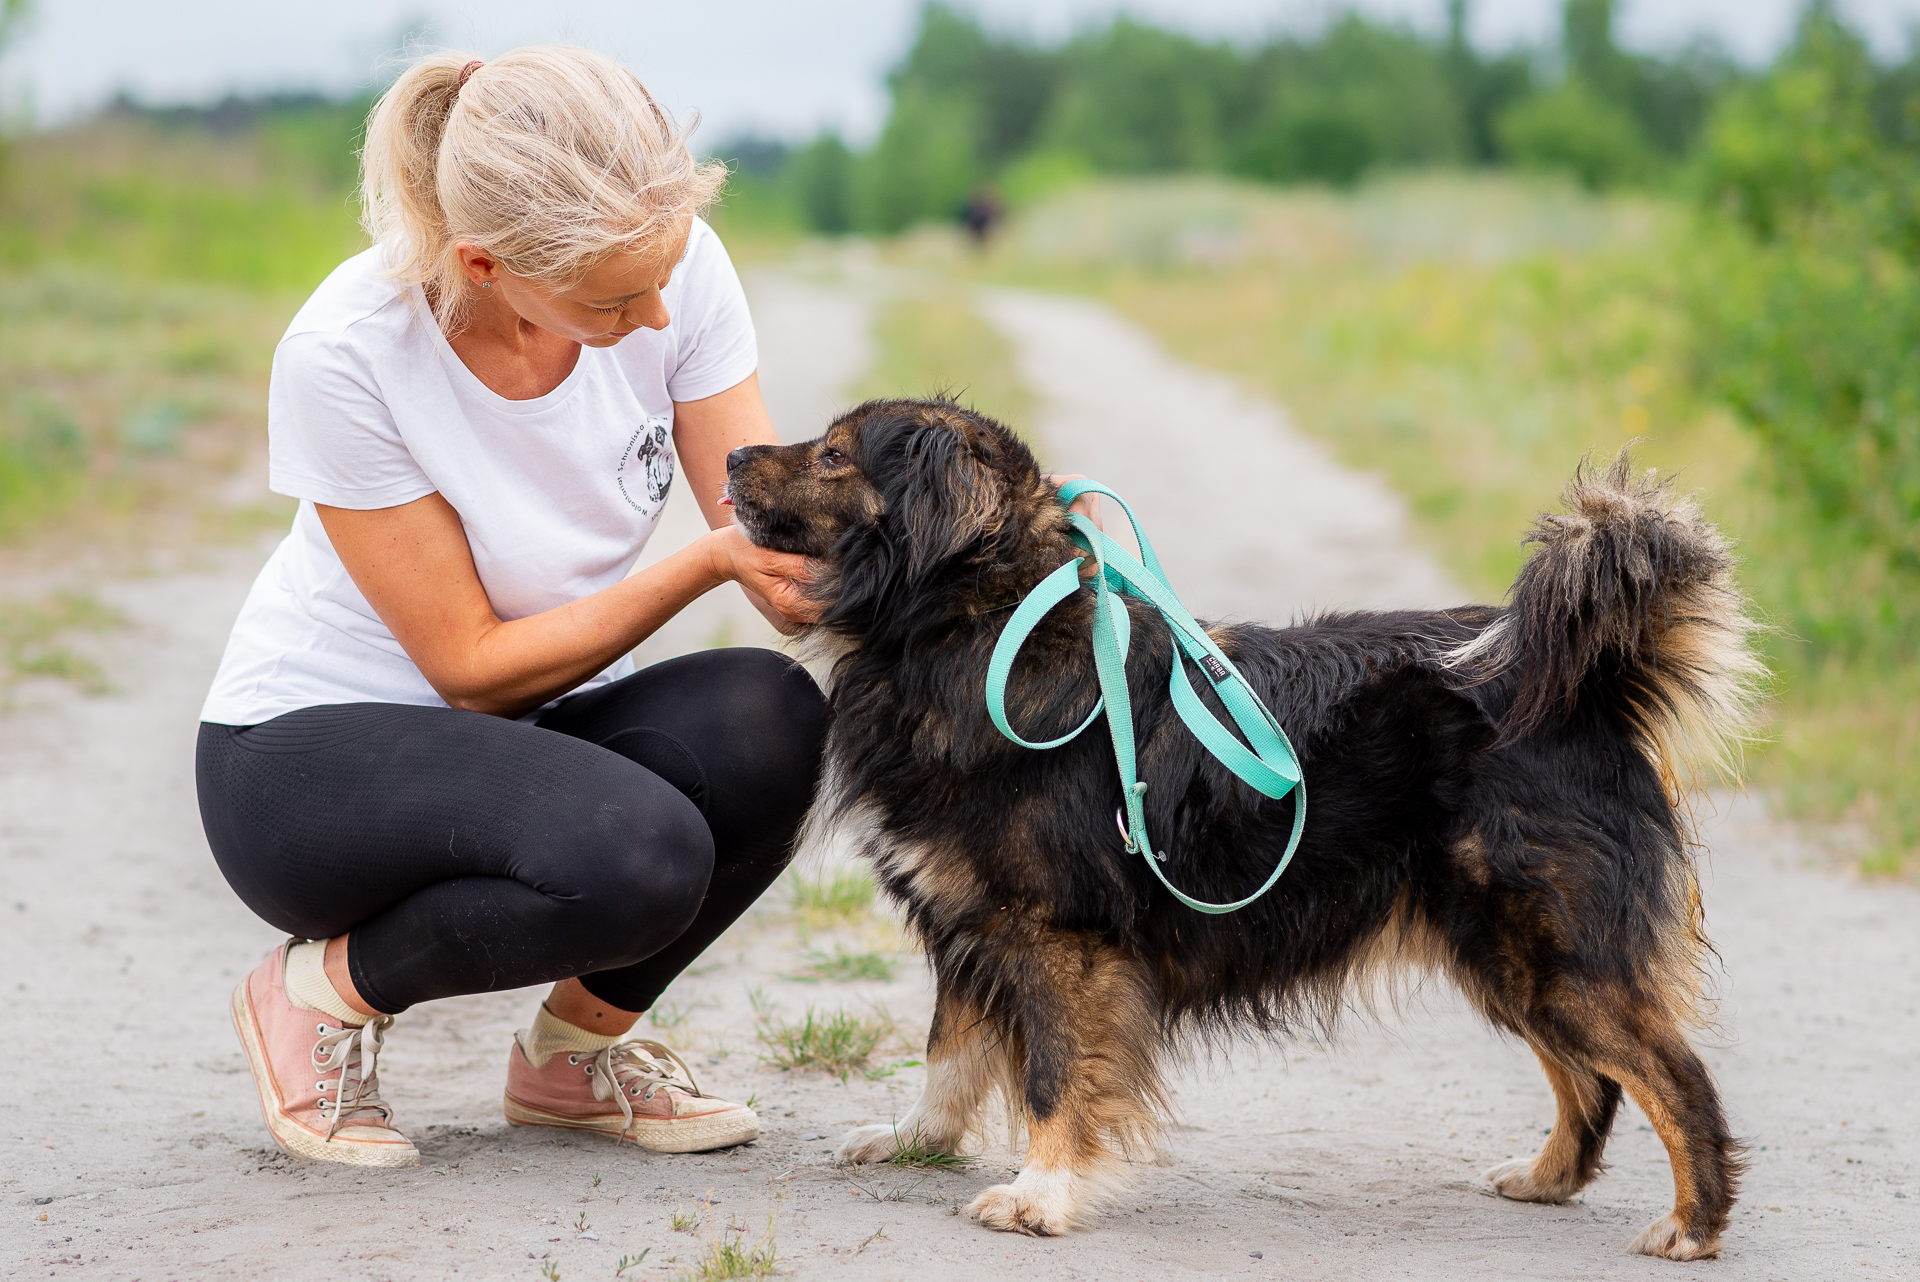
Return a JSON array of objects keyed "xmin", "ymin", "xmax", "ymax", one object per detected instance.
[{"xmin": 617, "ymin": 418, "xmax": 675, "ymax": 514}]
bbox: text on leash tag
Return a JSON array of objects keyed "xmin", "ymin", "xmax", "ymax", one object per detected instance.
[{"xmin": 1200, "ymin": 654, "xmax": 1231, "ymax": 683}]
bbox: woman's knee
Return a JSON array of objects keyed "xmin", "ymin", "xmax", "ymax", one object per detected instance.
[
  {"xmin": 525, "ymin": 772, "xmax": 716, "ymax": 944},
  {"xmin": 709, "ymin": 649, "xmax": 828, "ymax": 792}
]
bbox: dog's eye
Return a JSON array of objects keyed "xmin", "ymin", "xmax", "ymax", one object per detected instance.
[{"xmin": 819, "ymin": 448, "xmax": 845, "ymax": 466}]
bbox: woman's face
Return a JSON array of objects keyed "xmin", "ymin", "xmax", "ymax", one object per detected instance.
[{"xmin": 457, "ymin": 221, "xmax": 693, "ymax": 348}]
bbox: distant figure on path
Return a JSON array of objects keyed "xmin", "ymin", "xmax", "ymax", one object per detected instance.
[
  {"xmin": 961, "ymin": 184, "xmax": 1003, "ymax": 248},
  {"xmin": 196, "ymin": 47, "xmax": 823, "ymax": 1169}
]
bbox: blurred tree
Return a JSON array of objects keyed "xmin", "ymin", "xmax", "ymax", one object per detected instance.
[
  {"xmin": 1444, "ymin": 0, "xmax": 1535, "ymax": 164},
  {"xmin": 1497, "ymin": 78, "xmax": 1649, "ymax": 189},
  {"xmin": 787, "ymin": 132, "xmax": 854, "ymax": 234},
  {"xmin": 856, "ymin": 85, "xmax": 980, "ymax": 232},
  {"xmin": 1044, "ymin": 19, "xmax": 1242, "ymax": 173},
  {"xmin": 1236, "ymin": 15, "xmax": 1465, "ymax": 186},
  {"xmin": 890, "ymin": 3, "xmax": 1063, "ymax": 171},
  {"xmin": 1692, "ymin": 2, "xmax": 1920, "ymax": 645}
]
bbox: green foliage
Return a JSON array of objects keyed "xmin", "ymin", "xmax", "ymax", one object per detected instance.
[
  {"xmin": 0, "ymin": 105, "xmax": 366, "ymax": 292},
  {"xmin": 755, "ymin": 0, "xmax": 1732, "ymax": 234},
  {"xmin": 1045, "ymin": 19, "xmax": 1240, "ymax": 174},
  {"xmin": 787, "ymin": 869, "xmax": 877, "ymax": 924},
  {"xmin": 789, "ymin": 945, "xmax": 897, "ymax": 983},
  {"xmin": 789, "ymin": 132, "xmax": 856, "ymax": 234},
  {"xmin": 755, "ymin": 1004, "xmax": 896, "ymax": 1077},
  {"xmin": 884, "ymin": 1123, "xmax": 975, "ymax": 1169},
  {"xmin": 681, "ymin": 1222, "xmax": 777, "ymax": 1280},
  {"xmin": 1236, "ymin": 16, "xmax": 1469, "ymax": 186},
  {"xmin": 0, "ymin": 96, "xmax": 362, "ymax": 543},
  {"xmin": 1498, "ymin": 79, "xmax": 1651, "ymax": 190},
  {"xmin": 1690, "ymin": 5, "xmax": 1920, "ymax": 655},
  {"xmin": 857, "ymin": 85, "xmax": 980, "ymax": 234},
  {"xmin": 0, "ymin": 591, "xmax": 125, "ymax": 695}
]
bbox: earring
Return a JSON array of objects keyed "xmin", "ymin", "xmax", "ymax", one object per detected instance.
[{"xmin": 480, "ymin": 281, "xmax": 493, "ymax": 289}]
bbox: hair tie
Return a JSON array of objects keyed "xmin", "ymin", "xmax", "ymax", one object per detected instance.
[{"xmin": 457, "ymin": 60, "xmax": 484, "ymax": 91}]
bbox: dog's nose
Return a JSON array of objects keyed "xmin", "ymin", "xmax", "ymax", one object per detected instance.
[{"xmin": 726, "ymin": 446, "xmax": 752, "ymax": 474}]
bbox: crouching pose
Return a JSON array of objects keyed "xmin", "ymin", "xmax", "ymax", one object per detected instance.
[
  {"xmin": 197, "ymin": 47, "xmax": 824, "ymax": 1168},
  {"xmin": 724, "ymin": 399, "xmax": 1761, "ymax": 1260}
]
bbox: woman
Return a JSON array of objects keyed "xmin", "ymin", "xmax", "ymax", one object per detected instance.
[{"xmin": 195, "ymin": 47, "xmax": 825, "ymax": 1169}]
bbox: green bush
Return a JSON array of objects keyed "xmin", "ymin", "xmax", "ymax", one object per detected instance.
[
  {"xmin": 855, "ymin": 87, "xmax": 980, "ymax": 233},
  {"xmin": 788, "ymin": 132, "xmax": 855, "ymax": 234},
  {"xmin": 1690, "ymin": 8, "xmax": 1920, "ymax": 655},
  {"xmin": 1497, "ymin": 79, "xmax": 1651, "ymax": 190}
]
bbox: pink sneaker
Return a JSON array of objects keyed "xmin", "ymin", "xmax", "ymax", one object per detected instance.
[
  {"xmin": 229, "ymin": 942, "xmax": 418, "ymax": 1168},
  {"xmin": 503, "ymin": 1034, "xmax": 759, "ymax": 1153}
]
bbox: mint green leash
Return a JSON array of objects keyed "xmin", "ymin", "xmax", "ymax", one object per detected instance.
[{"xmin": 984, "ymin": 479, "xmax": 1306, "ymax": 914}]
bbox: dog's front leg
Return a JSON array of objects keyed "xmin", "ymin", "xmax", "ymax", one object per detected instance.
[
  {"xmin": 968, "ymin": 932, "xmax": 1163, "ymax": 1236},
  {"xmin": 837, "ymin": 974, "xmax": 991, "ymax": 1163}
]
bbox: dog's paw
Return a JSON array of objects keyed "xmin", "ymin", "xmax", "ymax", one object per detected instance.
[
  {"xmin": 1484, "ymin": 1156, "xmax": 1574, "ymax": 1204},
  {"xmin": 1629, "ymin": 1213, "xmax": 1721, "ymax": 1261},
  {"xmin": 968, "ymin": 1170, "xmax": 1081, "ymax": 1236},
  {"xmin": 834, "ymin": 1122, "xmax": 904, "ymax": 1165}
]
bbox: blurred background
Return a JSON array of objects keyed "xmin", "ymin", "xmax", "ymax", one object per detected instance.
[{"xmin": 0, "ymin": 0, "xmax": 1915, "ymax": 873}]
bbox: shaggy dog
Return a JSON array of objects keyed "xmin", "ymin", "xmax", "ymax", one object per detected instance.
[{"xmin": 724, "ymin": 397, "xmax": 1761, "ymax": 1261}]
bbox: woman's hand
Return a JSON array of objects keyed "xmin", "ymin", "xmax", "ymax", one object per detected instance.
[
  {"xmin": 1045, "ymin": 473, "xmax": 1105, "ymax": 530},
  {"xmin": 702, "ymin": 525, "xmax": 820, "ymax": 629}
]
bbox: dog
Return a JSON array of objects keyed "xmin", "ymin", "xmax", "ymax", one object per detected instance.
[{"xmin": 724, "ymin": 397, "xmax": 1761, "ymax": 1261}]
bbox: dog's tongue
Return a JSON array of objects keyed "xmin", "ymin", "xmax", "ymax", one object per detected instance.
[{"xmin": 719, "ymin": 496, "xmax": 734, "ymax": 506}]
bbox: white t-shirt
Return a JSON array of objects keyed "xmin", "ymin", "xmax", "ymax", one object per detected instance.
[{"xmin": 200, "ymin": 218, "xmax": 758, "ymax": 726}]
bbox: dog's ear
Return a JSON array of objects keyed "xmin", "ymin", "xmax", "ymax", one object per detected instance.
[{"xmin": 898, "ymin": 414, "xmax": 1007, "ymax": 573}]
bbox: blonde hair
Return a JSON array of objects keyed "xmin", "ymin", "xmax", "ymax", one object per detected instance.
[{"xmin": 359, "ymin": 46, "xmax": 728, "ymax": 333}]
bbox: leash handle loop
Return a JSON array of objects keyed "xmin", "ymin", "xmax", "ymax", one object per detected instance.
[{"xmin": 984, "ymin": 481, "xmax": 1307, "ymax": 915}]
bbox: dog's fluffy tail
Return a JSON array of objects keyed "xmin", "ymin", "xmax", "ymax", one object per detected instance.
[{"xmin": 1453, "ymin": 450, "xmax": 1766, "ymax": 792}]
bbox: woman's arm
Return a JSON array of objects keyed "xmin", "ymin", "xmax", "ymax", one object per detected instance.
[
  {"xmin": 317, "ymin": 494, "xmax": 813, "ymax": 720},
  {"xmin": 673, "ymin": 371, "xmax": 774, "ymax": 528}
]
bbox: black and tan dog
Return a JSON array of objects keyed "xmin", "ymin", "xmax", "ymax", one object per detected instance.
[{"xmin": 725, "ymin": 397, "xmax": 1761, "ymax": 1260}]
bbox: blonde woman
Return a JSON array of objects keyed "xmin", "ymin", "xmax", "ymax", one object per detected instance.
[{"xmin": 195, "ymin": 48, "xmax": 824, "ymax": 1167}]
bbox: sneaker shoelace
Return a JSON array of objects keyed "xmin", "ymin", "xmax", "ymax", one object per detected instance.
[
  {"xmin": 311, "ymin": 1014, "xmax": 395, "ymax": 1140},
  {"xmin": 571, "ymin": 1038, "xmax": 706, "ymax": 1136}
]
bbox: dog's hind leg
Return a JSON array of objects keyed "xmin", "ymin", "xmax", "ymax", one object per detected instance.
[
  {"xmin": 967, "ymin": 932, "xmax": 1162, "ymax": 1236},
  {"xmin": 1485, "ymin": 1046, "xmax": 1622, "ymax": 1203},
  {"xmin": 1481, "ymin": 988, "xmax": 1738, "ymax": 1260},
  {"xmin": 1596, "ymin": 1026, "xmax": 1741, "ymax": 1261},
  {"xmin": 837, "ymin": 976, "xmax": 993, "ymax": 1164}
]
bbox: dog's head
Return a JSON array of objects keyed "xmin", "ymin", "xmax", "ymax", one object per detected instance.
[{"xmin": 725, "ymin": 397, "xmax": 1070, "ymax": 637}]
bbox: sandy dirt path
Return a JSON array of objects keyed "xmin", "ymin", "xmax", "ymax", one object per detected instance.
[{"xmin": 4, "ymin": 276, "xmax": 1916, "ymax": 1282}]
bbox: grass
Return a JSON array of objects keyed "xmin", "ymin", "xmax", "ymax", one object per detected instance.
[
  {"xmin": 847, "ymin": 250, "xmax": 1040, "ymax": 450},
  {"xmin": 787, "ymin": 869, "xmax": 877, "ymax": 928},
  {"xmin": 754, "ymin": 1003, "xmax": 897, "ymax": 1078},
  {"xmin": 0, "ymin": 113, "xmax": 361, "ymax": 552},
  {"xmin": 648, "ymin": 1000, "xmax": 700, "ymax": 1036},
  {"xmin": 884, "ymin": 1123, "xmax": 976, "ymax": 1170},
  {"xmin": 787, "ymin": 945, "xmax": 897, "ymax": 983},
  {"xmin": 680, "ymin": 1223, "xmax": 778, "ymax": 1281},
  {"xmin": 953, "ymin": 171, "xmax": 1911, "ymax": 874},
  {"xmin": 0, "ymin": 591, "xmax": 126, "ymax": 695}
]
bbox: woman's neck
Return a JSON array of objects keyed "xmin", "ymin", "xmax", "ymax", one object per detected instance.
[{"xmin": 442, "ymin": 289, "xmax": 582, "ymax": 401}]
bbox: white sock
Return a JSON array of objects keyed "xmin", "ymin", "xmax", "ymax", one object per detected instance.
[
  {"xmin": 519, "ymin": 1001, "xmax": 623, "ymax": 1067},
  {"xmin": 283, "ymin": 939, "xmax": 370, "ymax": 1027}
]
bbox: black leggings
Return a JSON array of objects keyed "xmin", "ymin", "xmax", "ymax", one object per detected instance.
[{"xmin": 195, "ymin": 648, "xmax": 825, "ymax": 1015}]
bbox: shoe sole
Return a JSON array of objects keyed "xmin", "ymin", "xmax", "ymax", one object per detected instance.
[
  {"xmin": 503, "ymin": 1093, "xmax": 760, "ymax": 1153},
  {"xmin": 230, "ymin": 977, "xmax": 419, "ymax": 1169}
]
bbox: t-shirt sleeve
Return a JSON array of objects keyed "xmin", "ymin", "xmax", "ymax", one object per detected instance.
[
  {"xmin": 661, "ymin": 218, "xmax": 760, "ymax": 403},
  {"xmin": 266, "ymin": 330, "xmax": 437, "ymax": 509}
]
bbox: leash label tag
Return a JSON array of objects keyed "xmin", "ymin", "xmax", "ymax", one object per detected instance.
[{"xmin": 1199, "ymin": 654, "xmax": 1231, "ymax": 683}]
